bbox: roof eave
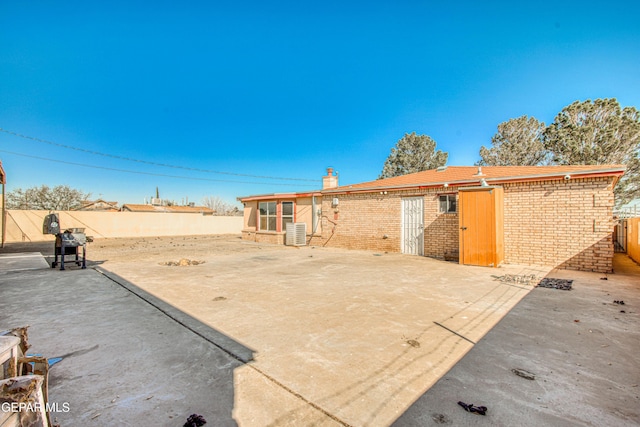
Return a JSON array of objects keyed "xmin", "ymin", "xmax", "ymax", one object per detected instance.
[
  {"xmin": 321, "ymin": 167, "xmax": 626, "ymax": 194},
  {"xmin": 237, "ymin": 191, "xmax": 323, "ymax": 202}
]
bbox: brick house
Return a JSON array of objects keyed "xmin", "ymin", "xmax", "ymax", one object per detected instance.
[{"xmin": 239, "ymin": 165, "xmax": 625, "ymax": 273}]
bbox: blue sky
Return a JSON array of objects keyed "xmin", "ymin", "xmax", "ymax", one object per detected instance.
[{"xmin": 1, "ymin": 1, "xmax": 638, "ymax": 207}]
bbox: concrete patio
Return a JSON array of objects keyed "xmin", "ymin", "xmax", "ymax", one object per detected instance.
[{"xmin": 0, "ymin": 236, "xmax": 638, "ymax": 426}]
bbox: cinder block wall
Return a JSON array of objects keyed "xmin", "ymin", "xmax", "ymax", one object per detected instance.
[
  {"xmin": 503, "ymin": 177, "xmax": 615, "ymax": 273},
  {"xmin": 6, "ymin": 210, "xmax": 243, "ymax": 242}
]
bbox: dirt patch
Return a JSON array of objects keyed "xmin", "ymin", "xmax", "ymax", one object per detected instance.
[
  {"xmin": 160, "ymin": 259, "xmax": 205, "ymax": 267},
  {"xmin": 537, "ymin": 278, "xmax": 573, "ymax": 290}
]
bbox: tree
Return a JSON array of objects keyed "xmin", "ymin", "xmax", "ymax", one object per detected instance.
[
  {"xmin": 7, "ymin": 185, "xmax": 91, "ymax": 210},
  {"xmin": 477, "ymin": 115, "xmax": 550, "ymax": 166},
  {"xmin": 543, "ymin": 98, "xmax": 640, "ymax": 205},
  {"xmin": 202, "ymin": 196, "xmax": 239, "ymax": 215},
  {"xmin": 379, "ymin": 132, "xmax": 448, "ymax": 179}
]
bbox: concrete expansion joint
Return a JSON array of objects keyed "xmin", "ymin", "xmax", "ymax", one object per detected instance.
[
  {"xmin": 247, "ymin": 364, "xmax": 354, "ymax": 427},
  {"xmin": 433, "ymin": 321, "xmax": 476, "ymax": 345},
  {"xmin": 92, "ymin": 266, "xmax": 353, "ymax": 427},
  {"xmin": 93, "ymin": 266, "xmax": 254, "ymax": 364}
]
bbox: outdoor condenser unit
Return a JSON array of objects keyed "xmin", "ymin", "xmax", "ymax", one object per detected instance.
[{"xmin": 285, "ymin": 223, "xmax": 307, "ymax": 246}]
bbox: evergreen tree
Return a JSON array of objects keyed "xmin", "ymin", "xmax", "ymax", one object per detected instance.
[
  {"xmin": 544, "ymin": 98, "xmax": 640, "ymax": 205},
  {"xmin": 379, "ymin": 132, "xmax": 447, "ymax": 179},
  {"xmin": 478, "ymin": 115, "xmax": 550, "ymax": 166}
]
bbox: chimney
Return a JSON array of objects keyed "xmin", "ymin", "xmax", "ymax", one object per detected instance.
[{"xmin": 322, "ymin": 167, "xmax": 339, "ymax": 189}]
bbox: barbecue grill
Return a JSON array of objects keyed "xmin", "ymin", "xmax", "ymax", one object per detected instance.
[{"xmin": 43, "ymin": 213, "xmax": 87, "ymax": 270}]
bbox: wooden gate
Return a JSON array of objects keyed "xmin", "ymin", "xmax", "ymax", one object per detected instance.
[
  {"xmin": 402, "ymin": 197, "xmax": 424, "ymax": 255},
  {"xmin": 458, "ymin": 187, "xmax": 504, "ymax": 267}
]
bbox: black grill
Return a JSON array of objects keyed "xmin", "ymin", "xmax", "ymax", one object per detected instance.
[{"xmin": 43, "ymin": 213, "xmax": 87, "ymax": 270}]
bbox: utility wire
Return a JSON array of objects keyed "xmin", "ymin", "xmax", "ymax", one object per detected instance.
[
  {"xmin": 0, "ymin": 149, "xmax": 318, "ymax": 187},
  {"xmin": 0, "ymin": 127, "xmax": 318, "ymax": 182}
]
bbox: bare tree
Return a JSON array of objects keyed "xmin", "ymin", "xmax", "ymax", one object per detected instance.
[
  {"xmin": 7, "ymin": 185, "xmax": 91, "ymax": 210},
  {"xmin": 202, "ymin": 196, "xmax": 238, "ymax": 215}
]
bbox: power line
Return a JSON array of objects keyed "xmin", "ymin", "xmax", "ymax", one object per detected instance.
[
  {"xmin": 0, "ymin": 127, "xmax": 318, "ymax": 182},
  {"xmin": 0, "ymin": 149, "xmax": 318, "ymax": 187}
]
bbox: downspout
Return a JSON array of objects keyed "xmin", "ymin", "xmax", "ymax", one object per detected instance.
[{"xmin": 312, "ymin": 195, "xmax": 317, "ymax": 234}]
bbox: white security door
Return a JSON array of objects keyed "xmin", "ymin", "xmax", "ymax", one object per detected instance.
[{"xmin": 402, "ymin": 197, "xmax": 424, "ymax": 255}]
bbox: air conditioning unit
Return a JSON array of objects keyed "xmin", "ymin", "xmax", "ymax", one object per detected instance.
[{"xmin": 286, "ymin": 223, "xmax": 307, "ymax": 246}]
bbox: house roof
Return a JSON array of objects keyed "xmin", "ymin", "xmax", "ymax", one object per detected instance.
[
  {"xmin": 238, "ymin": 191, "xmax": 322, "ymax": 202},
  {"xmin": 121, "ymin": 204, "xmax": 216, "ymax": 213},
  {"xmin": 323, "ymin": 165, "xmax": 626, "ymax": 194},
  {"xmin": 76, "ymin": 199, "xmax": 119, "ymax": 211}
]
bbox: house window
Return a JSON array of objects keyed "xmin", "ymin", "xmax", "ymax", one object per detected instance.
[
  {"xmin": 259, "ymin": 202, "xmax": 277, "ymax": 231},
  {"xmin": 439, "ymin": 195, "xmax": 457, "ymax": 213},
  {"xmin": 282, "ymin": 201, "xmax": 294, "ymax": 230}
]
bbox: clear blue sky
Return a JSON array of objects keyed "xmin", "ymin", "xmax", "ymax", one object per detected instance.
[{"xmin": 1, "ymin": 1, "xmax": 638, "ymax": 207}]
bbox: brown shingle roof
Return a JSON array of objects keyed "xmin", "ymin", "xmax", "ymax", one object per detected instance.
[{"xmin": 323, "ymin": 165, "xmax": 626, "ymax": 193}]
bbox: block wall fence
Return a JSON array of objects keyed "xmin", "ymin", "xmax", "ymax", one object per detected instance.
[{"xmin": 5, "ymin": 210, "xmax": 243, "ymax": 242}]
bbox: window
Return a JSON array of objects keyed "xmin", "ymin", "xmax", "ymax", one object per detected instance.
[
  {"xmin": 439, "ymin": 194, "xmax": 457, "ymax": 213},
  {"xmin": 259, "ymin": 202, "xmax": 277, "ymax": 231},
  {"xmin": 282, "ymin": 201, "xmax": 293, "ymax": 231}
]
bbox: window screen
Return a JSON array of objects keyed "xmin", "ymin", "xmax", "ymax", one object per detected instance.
[{"xmin": 439, "ymin": 195, "xmax": 457, "ymax": 213}]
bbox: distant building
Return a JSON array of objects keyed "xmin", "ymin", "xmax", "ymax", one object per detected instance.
[
  {"xmin": 76, "ymin": 199, "xmax": 120, "ymax": 211},
  {"xmin": 120, "ymin": 204, "xmax": 216, "ymax": 215}
]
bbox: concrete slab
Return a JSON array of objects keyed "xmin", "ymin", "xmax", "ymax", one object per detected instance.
[
  {"xmin": 0, "ymin": 252, "xmax": 50, "ymax": 274},
  {"xmin": 3, "ymin": 236, "xmax": 636, "ymax": 426},
  {"xmin": 94, "ymin": 241, "xmax": 549, "ymax": 426},
  {"xmin": 394, "ymin": 253, "xmax": 640, "ymax": 426},
  {"xmin": 0, "ymin": 265, "xmax": 250, "ymax": 426}
]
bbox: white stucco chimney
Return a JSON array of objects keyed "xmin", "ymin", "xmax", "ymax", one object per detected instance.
[{"xmin": 322, "ymin": 167, "xmax": 338, "ymax": 189}]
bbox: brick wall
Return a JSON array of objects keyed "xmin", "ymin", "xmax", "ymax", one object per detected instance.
[
  {"xmin": 241, "ymin": 230, "xmax": 285, "ymax": 245},
  {"xmin": 316, "ymin": 189, "xmax": 458, "ymax": 258},
  {"xmin": 317, "ymin": 176, "xmax": 615, "ymax": 272},
  {"xmin": 424, "ymin": 193, "xmax": 459, "ymax": 260},
  {"xmin": 502, "ymin": 177, "xmax": 615, "ymax": 272},
  {"xmin": 317, "ymin": 192, "xmax": 402, "ymax": 252}
]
